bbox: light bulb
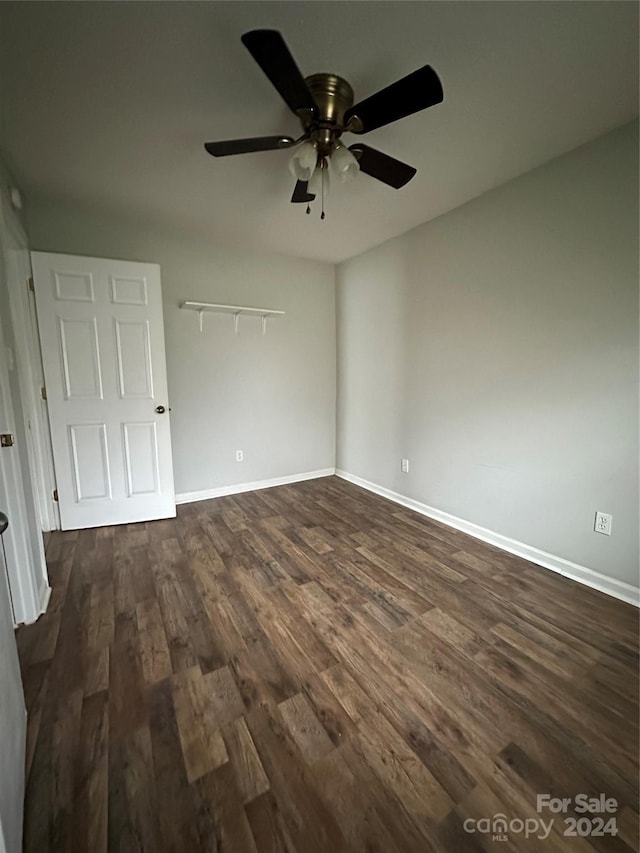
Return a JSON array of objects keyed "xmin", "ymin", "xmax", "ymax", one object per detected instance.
[
  {"xmin": 307, "ymin": 160, "xmax": 330, "ymax": 198},
  {"xmin": 330, "ymin": 143, "xmax": 360, "ymax": 184},
  {"xmin": 289, "ymin": 141, "xmax": 318, "ymax": 182}
]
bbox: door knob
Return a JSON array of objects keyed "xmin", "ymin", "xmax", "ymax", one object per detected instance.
[{"xmin": 155, "ymin": 405, "xmax": 166, "ymax": 414}]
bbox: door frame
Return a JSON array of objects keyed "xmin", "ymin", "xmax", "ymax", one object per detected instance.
[
  {"xmin": 0, "ymin": 304, "xmax": 46, "ymax": 624},
  {"xmin": 0, "ymin": 180, "xmax": 51, "ymax": 624},
  {"xmin": 2, "ymin": 203, "xmax": 58, "ymax": 532}
]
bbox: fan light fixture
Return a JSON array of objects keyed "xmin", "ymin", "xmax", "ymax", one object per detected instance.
[
  {"xmin": 288, "ymin": 141, "xmax": 317, "ymax": 182},
  {"xmin": 288, "ymin": 141, "xmax": 359, "ymax": 218},
  {"xmin": 330, "ymin": 142, "xmax": 360, "ymax": 183}
]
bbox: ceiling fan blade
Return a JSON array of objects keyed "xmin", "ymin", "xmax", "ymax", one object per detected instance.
[
  {"xmin": 204, "ymin": 136, "xmax": 295, "ymax": 157},
  {"xmin": 241, "ymin": 30, "xmax": 317, "ymax": 118},
  {"xmin": 345, "ymin": 65, "xmax": 443, "ymax": 134},
  {"xmin": 291, "ymin": 180, "xmax": 315, "ymax": 203},
  {"xmin": 349, "ymin": 144, "xmax": 417, "ymax": 188}
]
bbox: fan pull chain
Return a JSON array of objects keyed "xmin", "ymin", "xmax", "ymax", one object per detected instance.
[
  {"xmin": 306, "ymin": 204, "xmax": 311, "ymax": 214},
  {"xmin": 320, "ymin": 162, "xmax": 326, "ymax": 220}
]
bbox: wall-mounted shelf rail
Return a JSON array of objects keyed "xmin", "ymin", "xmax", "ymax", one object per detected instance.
[{"xmin": 180, "ymin": 301, "xmax": 285, "ymax": 334}]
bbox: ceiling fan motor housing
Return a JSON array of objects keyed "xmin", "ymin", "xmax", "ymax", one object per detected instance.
[{"xmin": 303, "ymin": 74, "xmax": 356, "ymax": 155}]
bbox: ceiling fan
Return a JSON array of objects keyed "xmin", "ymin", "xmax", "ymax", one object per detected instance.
[{"xmin": 204, "ymin": 30, "xmax": 444, "ymax": 217}]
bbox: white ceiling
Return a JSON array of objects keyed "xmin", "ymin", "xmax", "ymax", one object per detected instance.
[{"xmin": 0, "ymin": 2, "xmax": 637, "ymax": 264}]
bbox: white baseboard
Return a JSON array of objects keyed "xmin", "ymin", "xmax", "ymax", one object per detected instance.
[
  {"xmin": 336, "ymin": 469, "xmax": 639, "ymax": 608},
  {"xmin": 38, "ymin": 582, "xmax": 52, "ymax": 616},
  {"xmin": 19, "ymin": 581, "xmax": 52, "ymax": 626},
  {"xmin": 176, "ymin": 468, "xmax": 336, "ymax": 506}
]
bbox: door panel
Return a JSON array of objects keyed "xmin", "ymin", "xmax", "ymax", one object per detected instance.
[
  {"xmin": 54, "ymin": 269, "xmax": 94, "ymax": 301},
  {"xmin": 110, "ymin": 273, "xmax": 148, "ymax": 304},
  {"xmin": 69, "ymin": 423, "xmax": 111, "ymax": 501},
  {"xmin": 59, "ymin": 317, "xmax": 103, "ymax": 398},
  {"xmin": 114, "ymin": 320, "xmax": 153, "ymax": 398},
  {"xmin": 123, "ymin": 422, "xmax": 159, "ymax": 496},
  {"xmin": 32, "ymin": 252, "xmax": 175, "ymax": 530}
]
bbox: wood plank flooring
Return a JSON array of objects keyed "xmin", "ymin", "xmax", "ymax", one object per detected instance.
[{"xmin": 17, "ymin": 476, "xmax": 639, "ymax": 852}]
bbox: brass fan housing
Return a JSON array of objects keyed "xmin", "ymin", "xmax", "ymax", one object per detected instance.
[
  {"xmin": 302, "ymin": 73, "xmax": 355, "ymax": 156},
  {"xmin": 305, "ymin": 73, "xmax": 354, "ymax": 123}
]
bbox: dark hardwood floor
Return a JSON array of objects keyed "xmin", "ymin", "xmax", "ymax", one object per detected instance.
[{"xmin": 16, "ymin": 476, "xmax": 639, "ymax": 852}]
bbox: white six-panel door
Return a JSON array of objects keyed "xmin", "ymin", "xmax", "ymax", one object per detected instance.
[{"xmin": 31, "ymin": 252, "xmax": 175, "ymax": 530}]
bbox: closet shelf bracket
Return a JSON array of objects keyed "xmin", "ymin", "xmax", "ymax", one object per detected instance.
[{"xmin": 180, "ymin": 301, "xmax": 285, "ymax": 336}]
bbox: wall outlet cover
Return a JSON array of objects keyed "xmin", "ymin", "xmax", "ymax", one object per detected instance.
[{"xmin": 594, "ymin": 511, "xmax": 612, "ymax": 536}]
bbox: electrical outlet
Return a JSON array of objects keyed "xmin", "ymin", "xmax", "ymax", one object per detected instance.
[
  {"xmin": 235, "ymin": 449, "xmax": 243, "ymax": 462},
  {"xmin": 401, "ymin": 458, "xmax": 409, "ymax": 473},
  {"xmin": 594, "ymin": 511, "xmax": 612, "ymax": 536}
]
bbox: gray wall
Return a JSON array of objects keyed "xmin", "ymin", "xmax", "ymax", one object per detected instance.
[
  {"xmin": 26, "ymin": 202, "xmax": 336, "ymax": 496},
  {"xmin": 337, "ymin": 121, "xmax": 639, "ymax": 587}
]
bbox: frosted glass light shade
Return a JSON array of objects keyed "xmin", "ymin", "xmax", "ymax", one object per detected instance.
[
  {"xmin": 330, "ymin": 144, "xmax": 360, "ymax": 184},
  {"xmin": 288, "ymin": 142, "xmax": 318, "ymax": 182}
]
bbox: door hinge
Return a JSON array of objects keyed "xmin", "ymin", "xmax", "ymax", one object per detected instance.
[
  {"xmin": 40, "ymin": 385, "xmax": 47, "ymax": 401},
  {"xmin": 53, "ymin": 489, "xmax": 58, "ymax": 502},
  {"xmin": 0, "ymin": 434, "xmax": 15, "ymax": 448},
  {"xmin": 28, "ymin": 276, "xmax": 34, "ymax": 292}
]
